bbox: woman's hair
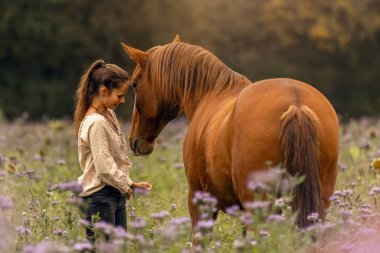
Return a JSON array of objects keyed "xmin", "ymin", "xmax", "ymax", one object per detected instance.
[{"xmin": 74, "ymin": 59, "xmax": 129, "ymax": 134}]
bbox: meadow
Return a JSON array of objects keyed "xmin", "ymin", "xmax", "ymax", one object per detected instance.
[{"xmin": 1, "ymin": 114, "xmax": 380, "ymax": 252}]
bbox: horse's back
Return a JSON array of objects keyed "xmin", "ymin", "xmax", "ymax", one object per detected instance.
[{"xmin": 235, "ymin": 78, "xmax": 338, "ymax": 133}]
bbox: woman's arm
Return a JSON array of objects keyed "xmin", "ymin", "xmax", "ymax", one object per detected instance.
[{"xmin": 88, "ymin": 119, "xmax": 132, "ymax": 194}]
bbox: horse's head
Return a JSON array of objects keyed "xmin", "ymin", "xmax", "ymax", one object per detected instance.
[{"xmin": 122, "ymin": 35, "xmax": 181, "ymax": 156}]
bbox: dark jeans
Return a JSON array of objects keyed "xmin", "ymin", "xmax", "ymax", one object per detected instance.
[{"xmin": 81, "ymin": 185, "xmax": 127, "ymax": 242}]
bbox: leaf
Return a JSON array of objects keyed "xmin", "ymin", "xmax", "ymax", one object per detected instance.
[
  {"xmin": 349, "ymin": 146, "xmax": 360, "ymax": 161},
  {"xmin": 5, "ymin": 163, "xmax": 16, "ymax": 173}
]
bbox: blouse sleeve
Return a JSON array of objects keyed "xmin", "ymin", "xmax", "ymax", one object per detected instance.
[
  {"xmin": 88, "ymin": 119, "xmax": 131, "ymax": 194},
  {"xmin": 125, "ymin": 156, "xmax": 134, "ymax": 186}
]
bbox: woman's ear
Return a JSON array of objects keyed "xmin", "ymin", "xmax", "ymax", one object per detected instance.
[{"xmin": 99, "ymin": 86, "xmax": 109, "ymax": 96}]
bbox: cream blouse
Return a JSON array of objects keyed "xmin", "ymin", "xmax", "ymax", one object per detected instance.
[{"xmin": 77, "ymin": 109, "xmax": 133, "ymax": 197}]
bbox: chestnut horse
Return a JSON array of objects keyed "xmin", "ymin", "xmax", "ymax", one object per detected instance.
[{"xmin": 122, "ymin": 36, "xmax": 339, "ymax": 231}]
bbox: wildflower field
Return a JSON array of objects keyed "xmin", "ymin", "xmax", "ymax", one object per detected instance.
[{"xmin": 1, "ymin": 115, "xmax": 380, "ymax": 253}]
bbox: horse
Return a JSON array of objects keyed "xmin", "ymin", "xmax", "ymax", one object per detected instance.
[{"xmin": 121, "ymin": 35, "xmax": 339, "ymax": 234}]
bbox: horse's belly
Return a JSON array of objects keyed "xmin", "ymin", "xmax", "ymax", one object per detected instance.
[{"xmin": 206, "ymin": 158, "xmax": 240, "ymax": 209}]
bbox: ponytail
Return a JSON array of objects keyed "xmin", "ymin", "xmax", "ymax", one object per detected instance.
[
  {"xmin": 74, "ymin": 60, "xmax": 105, "ymax": 134},
  {"xmin": 74, "ymin": 59, "xmax": 129, "ymax": 135}
]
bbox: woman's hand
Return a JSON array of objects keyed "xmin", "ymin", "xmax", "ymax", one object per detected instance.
[{"xmin": 131, "ymin": 181, "xmax": 152, "ymax": 191}]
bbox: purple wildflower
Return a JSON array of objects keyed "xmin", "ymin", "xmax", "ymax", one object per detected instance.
[
  {"xmin": 94, "ymin": 221, "xmax": 114, "ymax": 234},
  {"xmin": 233, "ymin": 239, "xmax": 246, "ymax": 250},
  {"xmin": 113, "ymin": 226, "xmax": 128, "ymax": 239},
  {"xmin": 158, "ymin": 156, "xmax": 166, "ymax": 162},
  {"xmin": 369, "ymin": 186, "xmax": 380, "ymax": 196},
  {"xmin": 95, "ymin": 240, "xmax": 123, "ymax": 253},
  {"xmin": 275, "ymin": 197, "xmax": 285, "ymax": 207},
  {"xmin": 133, "ymin": 187, "xmax": 150, "ymax": 196},
  {"xmin": 33, "ymin": 154, "xmax": 44, "ymax": 161},
  {"xmin": 18, "ymin": 170, "xmax": 35, "ymax": 179},
  {"xmin": 16, "ymin": 226, "xmax": 31, "ymax": 238},
  {"xmin": 196, "ymin": 219, "xmax": 214, "ymax": 233},
  {"xmin": 66, "ymin": 195, "xmax": 83, "ymax": 205},
  {"xmin": 130, "ymin": 218, "xmax": 146, "ymax": 229},
  {"xmin": 58, "ymin": 181, "xmax": 83, "ymax": 194},
  {"xmin": 329, "ymin": 195, "xmax": 341, "ymax": 204},
  {"xmin": 356, "ymin": 227, "xmax": 376, "ymax": 237},
  {"xmin": 260, "ymin": 229, "xmax": 270, "ymax": 237},
  {"xmin": 53, "ymin": 229, "xmax": 67, "ymax": 236},
  {"xmin": 342, "ymin": 189, "xmax": 353, "ymax": 197},
  {"xmin": 267, "ymin": 214, "xmax": 286, "ymax": 222},
  {"xmin": 244, "ymin": 200, "xmax": 269, "ymax": 210},
  {"xmin": 173, "ymin": 163, "xmax": 184, "ymax": 169},
  {"xmin": 247, "ymin": 181, "xmax": 270, "ymax": 192},
  {"xmin": 168, "ymin": 217, "xmax": 191, "ymax": 226},
  {"xmin": 78, "ymin": 218, "xmax": 90, "ymax": 228},
  {"xmin": 74, "ymin": 241, "xmax": 93, "ymax": 251},
  {"xmin": 158, "ymin": 225, "xmax": 178, "ymax": 241},
  {"xmin": 340, "ymin": 243, "xmax": 354, "ymax": 252},
  {"xmin": 339, "ymin": 210, "xmax": 352, "ymax": 222},
  {"xmin": 307, "ymin": 212, "xmax": 320, "ymax": 222},
  {"xmin": 192, "ymin": 191, "xmax": 218, "ymax": 218},
  {"xmin": 55, "ymin": 159, "xmax": 66, "ymax": 166},
  {"xmin": 23, "ymin": 241, "xmax": 70, "ymax": 253},
  {"xmin": 129, "ymin": 211, "xmax": 136, "ymax": 220},
  {"xmin": 192, "ymin": 191, "xmax": 217, "ymax": 206},
  {"xmin": 239, "ymin": 212, "xmax": 254, "ymax": 225},
  {"xmin": 358, "ymin": 138, "xmax": 371, "ymax": 149},
  {"xmin": 225, "ymin": 204, "xmax": 241, "ymax": 216},
  {"xmin": 338, "ymin": 163, "xmax": 348, "ymax": 171},
  {"xmin": 151, "ymin": 210, "xmax": 170, "ymax": 220},
  {"xmin": 248, "ymin": 168, "xmax": 288, "ymax": 193},
  {"xmin": 0, "ymin": 196, "xmax": 14, "ymax": 209}
]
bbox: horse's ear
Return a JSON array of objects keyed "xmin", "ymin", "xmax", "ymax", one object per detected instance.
[
  {"xmin": 172, "ymin": 34, "xmax": 181, "ymax": 43},
  {"xmin": 121, "ymin": 43, "xmax": 148, "ymax": 66}
]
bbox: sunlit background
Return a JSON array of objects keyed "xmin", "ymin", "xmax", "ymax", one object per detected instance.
[{"xmin": 1, "ymin": 0, "xmax": 380, "ymax": 120}]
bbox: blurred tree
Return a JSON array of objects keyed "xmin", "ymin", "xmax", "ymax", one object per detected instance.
[
  {"xmin": 0, "ymin": 0, "xmax": 379, "ymax": 119},
  {"xmin": 188, "ymin": 0, "xmax": 380, "ymax": 117},
  {"xmin": 0, "ymin": 0, "xmax": 154, "ymax": 120}
]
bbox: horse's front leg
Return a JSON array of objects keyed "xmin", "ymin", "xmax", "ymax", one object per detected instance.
[{"xmin": 188, "ymin": 188, "xmax": 220, "ymax": 252}]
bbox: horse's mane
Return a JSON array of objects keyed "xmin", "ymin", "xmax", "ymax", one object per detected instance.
[{"xmin": 146, "ymin": 42, "xmax": 250, "ymax": 103}]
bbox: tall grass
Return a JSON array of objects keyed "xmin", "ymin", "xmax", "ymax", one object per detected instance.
[{"xmin": 1, "ymin": 115, "xmax": 380, "ymax": 252}]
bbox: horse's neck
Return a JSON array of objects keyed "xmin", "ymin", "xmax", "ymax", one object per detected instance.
[{"xmin": 181, "ymin": 78, "xmax": 250, "ymax": 120}]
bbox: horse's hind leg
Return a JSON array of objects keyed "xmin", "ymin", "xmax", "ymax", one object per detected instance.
[
  {"xmin": 319, "ymin": 153, "xmax": 339, "ymax": 217},
  {"xmin": 188, "ymin": 189, "xmax": 201, "ymax": 247}
]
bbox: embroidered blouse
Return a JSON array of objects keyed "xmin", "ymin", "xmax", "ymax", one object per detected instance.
[{"xmin": 77, "ymin": 109, "xmax": 133, "ymax": 197}]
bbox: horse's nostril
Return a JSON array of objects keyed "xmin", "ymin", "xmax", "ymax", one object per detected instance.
[{"xmin": 132, "ymin": 139, "xmax": 139, "ymax": 151}]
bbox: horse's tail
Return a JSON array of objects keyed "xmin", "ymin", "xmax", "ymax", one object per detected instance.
[{"xmin": 280, "ymin": 105, "xmax": 324, "ymax": 228}]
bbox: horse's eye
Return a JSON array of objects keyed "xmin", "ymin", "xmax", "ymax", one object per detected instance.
[{"xmin": 131, "ymin": 81, "xmax": 137, "ymax": 90}]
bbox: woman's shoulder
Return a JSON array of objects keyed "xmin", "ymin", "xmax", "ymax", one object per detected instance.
[{"xmin": 80, "ymin": 113, "xmax": 107, "ymax": 131}]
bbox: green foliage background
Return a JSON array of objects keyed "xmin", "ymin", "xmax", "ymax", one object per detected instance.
[{"xmin": 1, "ymin": 0, "xmax": 380, "ymax": 119}]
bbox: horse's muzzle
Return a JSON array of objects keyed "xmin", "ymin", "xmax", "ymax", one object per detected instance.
[{"xmin": 130, "ymin": 137, "xmax": 155, "ymax": 156}]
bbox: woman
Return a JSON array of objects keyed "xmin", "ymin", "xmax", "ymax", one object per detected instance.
[{"xmin": 74, "ymin": 59, "xmax": 152, "ymax": 242}]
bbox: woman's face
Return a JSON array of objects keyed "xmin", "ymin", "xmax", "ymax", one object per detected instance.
[{"xmin": 102, "ymin": 81, "xmax": 129, "ymax": 110}]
